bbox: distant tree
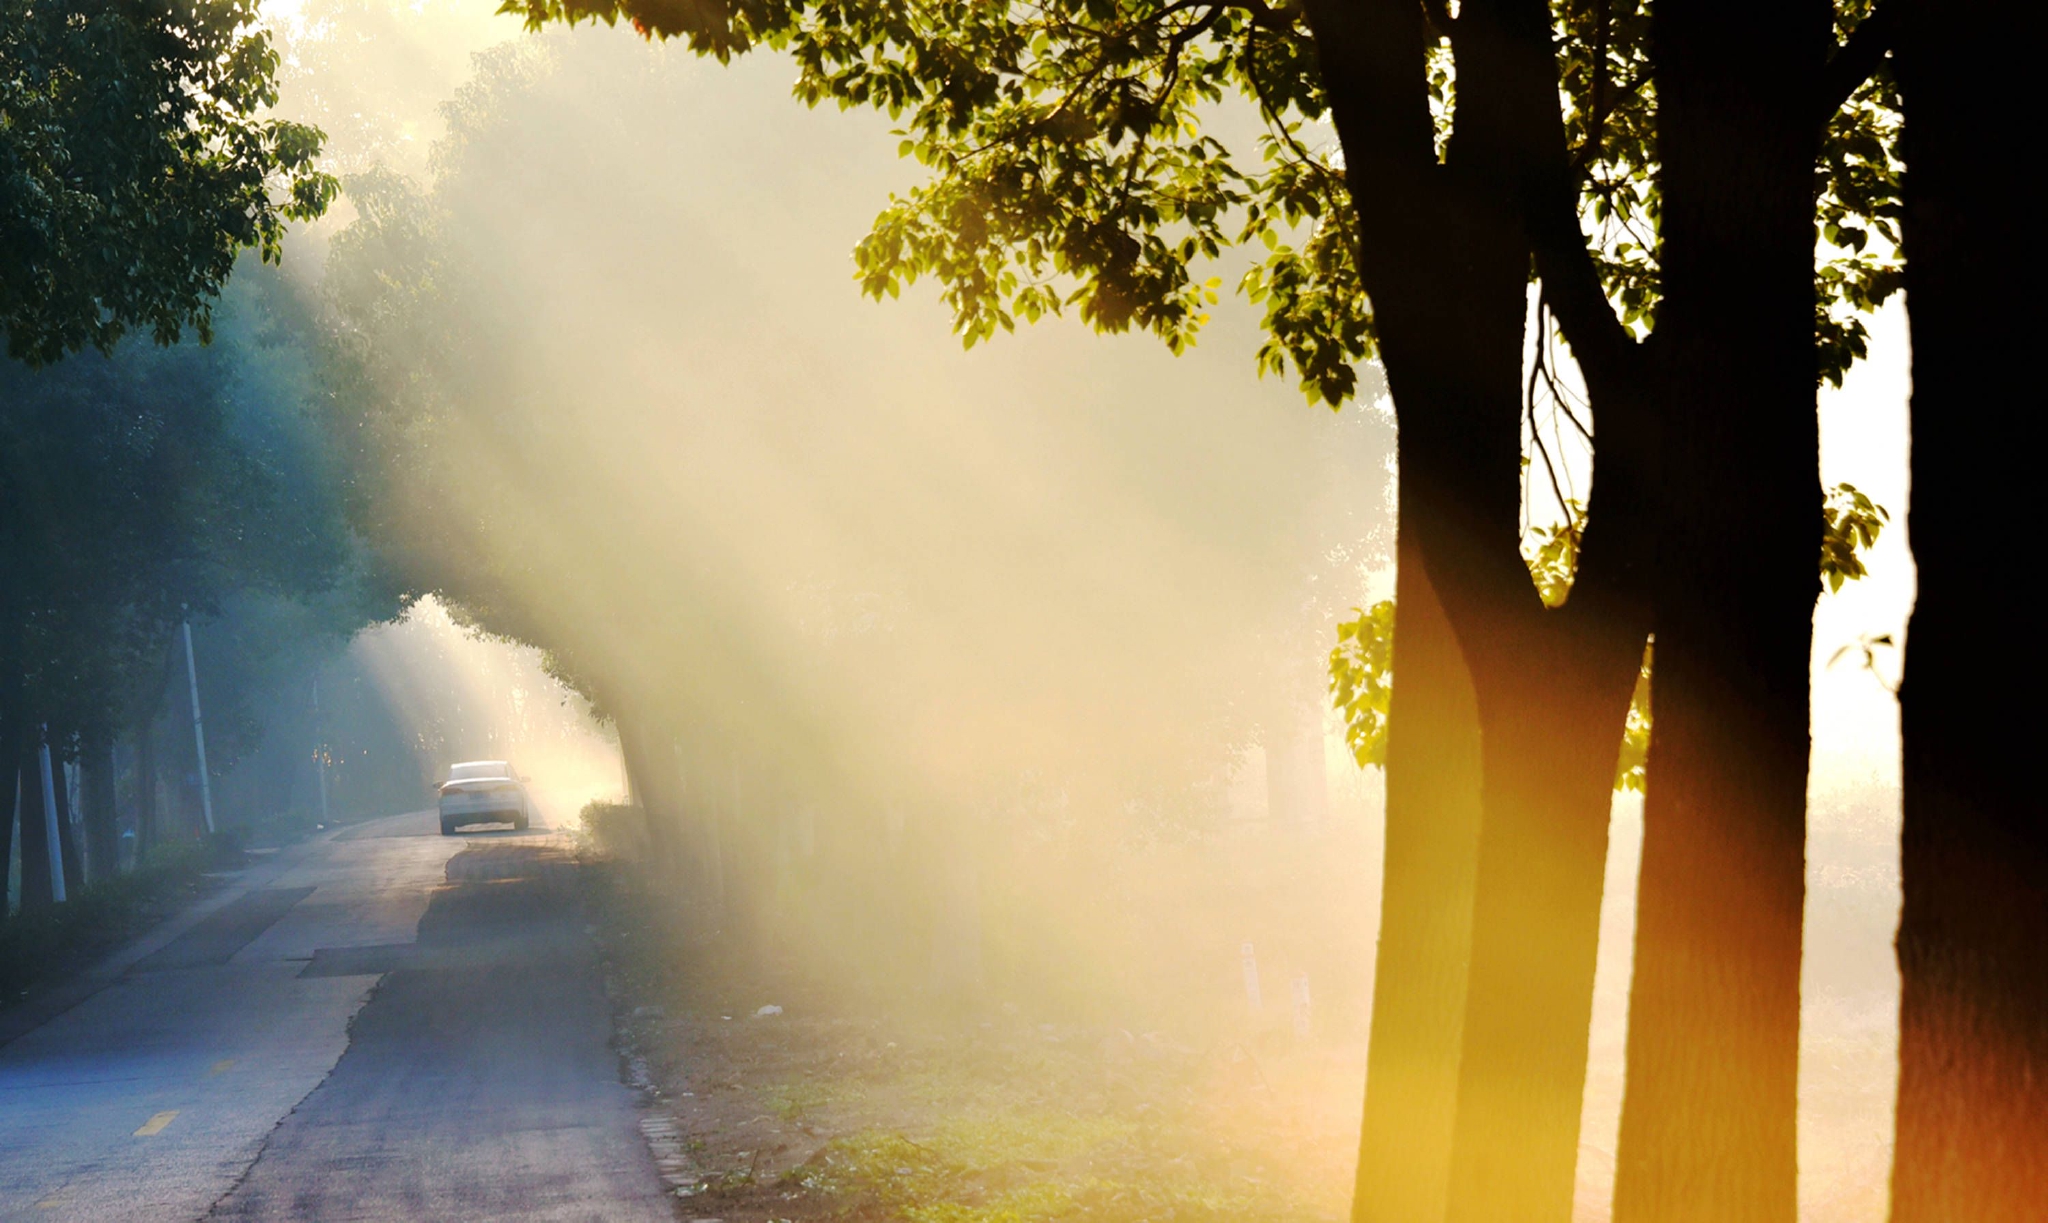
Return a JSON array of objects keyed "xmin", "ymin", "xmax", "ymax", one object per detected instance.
[
  {"xmin": 504, "ymin": 0, "xmax": 1901, "ymax": 1216},
  {"xmin": 1, "ymin": 0, "xmax": 336, "ymax": 365}
]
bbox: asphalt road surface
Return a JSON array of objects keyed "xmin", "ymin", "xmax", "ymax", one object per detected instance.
[{"xmin": 0, "ymin": 811, "xmax": 672, "ymax": 1222}]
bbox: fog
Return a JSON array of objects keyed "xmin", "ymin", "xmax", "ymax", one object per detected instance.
[{"xmin": 258, "ymin": 5, "xmax": 1916, "ymax": 1217}]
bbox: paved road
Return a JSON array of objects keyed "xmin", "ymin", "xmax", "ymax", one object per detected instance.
[{"xmin": 0, "ymin": 811, "xmax": 671, "ymax": 1223}]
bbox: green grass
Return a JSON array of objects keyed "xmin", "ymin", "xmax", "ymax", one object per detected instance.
[
  {"xmin": 778, "ymin": 1110, "xmax": 1283, "ymax": 1223},
  {"xmin": 0, "ymin": 840, "xmax": 226, "ymax": 1004}
]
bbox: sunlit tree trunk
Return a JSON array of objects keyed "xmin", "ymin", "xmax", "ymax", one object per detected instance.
[
  {"xmin": 1350, "ymin": 549, "xmax": 1482, "ymax": 1223},
  {"xmin": 1890, "ymin": 5, "xmax": 2048, "ymax": 1216},
  {"xmin": 1302, "ymin": 3, "xmax": 1655, "ymax": 1218}
]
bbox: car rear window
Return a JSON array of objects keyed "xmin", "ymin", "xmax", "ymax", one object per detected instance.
[{"xmin": 448, "ymin": 761, "xmax": 511, "ymax": 782}]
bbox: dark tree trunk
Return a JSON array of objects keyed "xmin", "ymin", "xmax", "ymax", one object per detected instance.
[
  {"xmin": 83, "ymin": 739, "xmax": 120, "ymax": 883},
  {"xmin": 1890, "ymin": 4, "xmax": 2047, "ymax": 1217},
  {"xmin": 137, "ymin": 720, "xmax": 160, "ymax": 857},
  {"xmin": 1, "ymin": 720, "xmax": 19, "ymax": 911},
  {"xmin": 52, "ymin": 750, "xmax": 82, "ymax": 897},
  {"xmin": 4, "ymin": 763, "xmax": 14, "ymax": 914},
  {"xmin": 1610, "ymin": 4, "xmax": 1830, "ymax": 1219},
  {"xmin": 2, "ymin": 757, "xmax": 13, "ymax": 909},
  {"xmin": 17, "ymin": 738, "xmax": 52, "ymax": 911},
  {"xmin": 0, "ymin": 672, "xmax": 21, "ymax": 908}
]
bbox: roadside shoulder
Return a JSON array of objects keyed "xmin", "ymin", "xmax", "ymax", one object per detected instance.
[{"xmin": 0, "ymin": 828, "xmax": 344, "ymax": 1048}]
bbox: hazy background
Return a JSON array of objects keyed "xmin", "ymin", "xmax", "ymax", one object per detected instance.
[{"xmin": 249, "ymin": 4, "xmax": 1917, "ymax": 1217}]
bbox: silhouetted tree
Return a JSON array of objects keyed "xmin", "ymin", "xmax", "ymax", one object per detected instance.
[{"xmin": 1890, "ymin": 2, "xmax": 2043, "ymax": 1216}]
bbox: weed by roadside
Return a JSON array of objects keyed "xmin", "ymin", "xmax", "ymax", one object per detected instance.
[{"xmin": 0, "ymin": 839, "xmax": 234, "ymax": 1005}]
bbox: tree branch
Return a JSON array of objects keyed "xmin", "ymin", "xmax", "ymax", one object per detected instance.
[
  {"xmin": 1468, "ymin": 0, "xmax": 1640, "ymax": 392},
  {"xmin": 1818, "ymin": 0, "xmax": 1901, "ymax": 126},
  {"xmin": 1297, "ymin": 0, "xmax": 1438, "ymax": 176}
]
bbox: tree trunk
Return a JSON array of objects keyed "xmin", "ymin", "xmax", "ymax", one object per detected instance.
[
  {"xmin": 137, "ymin": 719, "xmax": 160, "ymax": 858},
  {"xmin": 17, "ymin": 737, "xmax": 52, "ymax": 911},
  {"xmin": 1350, "ymin": 550, "xmax": 1483, "ymax": 1223},
  {"xmin": 52, "ymin": 750, "xmax": 82, "ymax": 897},
  {"xmin": 1890, "ymin": 4, "xmax": 2047, "ymax": 1217},
  {"xmin": 1611, "ymin": 5, "xmax": 1829, "ymax": 1219},
  {"xmin": 83, "ymin": 740, "xmax": 119, "ymax": 882}
]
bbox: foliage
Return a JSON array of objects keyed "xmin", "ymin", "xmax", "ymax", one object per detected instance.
[
  {"xmin": 1820, "ymin": 481, "xmax": 1889, "ymax": 592},
  {"xmin": 579, "ymin": 799, "xmax": 649, "ymax": 856},
  {"xmin": 1523, "ymin": 498, "xmax": 1586, "ymax": 610},
  {"xmin": 500, "ymin": 0, "xmax": 1909, "ymax": 827},
  {"xmin": 1329, "ymin": 598, "xmax": 1393, "ymax": 769},
  {"xmin": 0, "ymin": 840, "xmax": 220, "ymax": 1001},
  {"xmin": 501, "ymin": 0, "xmax": 1899, "ymax": 406},
  {"xmin": 1, "ymin": 0, "xmax": 337, "ymax": 364}
]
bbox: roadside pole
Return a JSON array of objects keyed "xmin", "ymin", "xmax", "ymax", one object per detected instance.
[
  {"xmin": 182, "ymin": 620, "xmax": 215, "ymax": 834},
  {"xmin": 38, "ymin": 730, "xmax": 66, "ymax": 903}
]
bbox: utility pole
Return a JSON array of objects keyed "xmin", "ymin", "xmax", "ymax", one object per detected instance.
[
  {"xmin": 38, "ymin": 729, "xmax": 66, "ymax": 904},
  {"xmin": 182, "ymin": 620, "xmax": 215, "ymax": 834}
]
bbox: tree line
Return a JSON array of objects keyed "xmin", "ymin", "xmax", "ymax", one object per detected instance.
[{"xmin": 3, "ymin": 2, "xmax": 380, "ymax": 908}]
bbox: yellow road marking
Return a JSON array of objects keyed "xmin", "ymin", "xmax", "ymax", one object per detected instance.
[
  {"xmin": 134, "ymin": 1110, "xmax": 179, "ymax": 1137},
  {"xmin": 209, "ymin": 1059, "xmax": 236, "ymax": 1076},
  {"xmin": 35, "ymin": 1198, "xmax": 66, "ymax": 1210}
]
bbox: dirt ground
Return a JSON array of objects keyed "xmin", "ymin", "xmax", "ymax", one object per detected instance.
[{"xmin": 591, "ymin": 868, "xmax": 1364, "ymax": 1223}]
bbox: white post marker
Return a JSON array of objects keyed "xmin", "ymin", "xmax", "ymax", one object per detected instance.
[
  {"xmin": 182, "ymin": 620, "xmax": 215, "ymax": 834},
  {"xmin": 38, "ymin": 731, "xmax": 66, "ymax": 903},
  {"xmin": 1292, "ymin": 973, "xmax": 1313, "ymax": 1039},
  {"xmin": 1241, "ymin": 941, "xmax": 1262, "ymax": 1013}
]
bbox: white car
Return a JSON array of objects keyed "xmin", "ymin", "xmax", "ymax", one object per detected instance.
[{"xmin": 438, "ymin": 760, "xmax": 533, "ymax": 834}]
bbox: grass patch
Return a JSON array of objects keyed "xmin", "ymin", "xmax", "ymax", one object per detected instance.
[
  {"xmin": 0, "ymin": 838, "xmax": 232, "ymax": 1005},
  {"xmin": 588, "ymin": 851, "xmax": 1353, "ymax": 1223}
]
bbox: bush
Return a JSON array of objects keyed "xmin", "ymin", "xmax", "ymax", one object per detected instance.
[{"xmin": 579, "ymin": 800, "xmax": 649, "ymax": 858}]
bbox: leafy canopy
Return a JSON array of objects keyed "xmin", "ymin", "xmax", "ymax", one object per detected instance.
[
  {"xmin": 505, "ymin": 0, "xmax": 1899, "ymax": 403},
  {"xmin": 503, "ymin": 0, "xmax": 1904, "ymax": 795},
  {"xmin": 2, "ymin": 0, "xmax": 338, "ymax": 365}
]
